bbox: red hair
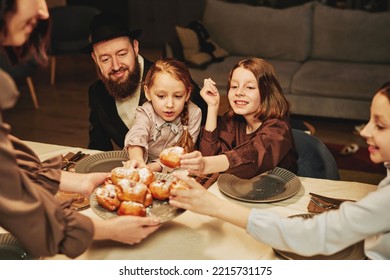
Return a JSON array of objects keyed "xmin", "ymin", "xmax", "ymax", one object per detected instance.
[
  {"xmin": 144, "ymin": 58, "xmax": 195, "ymax": 152},
  {"xmin": 227, "ymin": 57, "xmax": 290, "ymax": 121}
]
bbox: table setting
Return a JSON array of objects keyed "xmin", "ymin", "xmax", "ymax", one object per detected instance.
[{"xmin": 0, "ymin": 141, "xmax": 378, "ymax": 260}]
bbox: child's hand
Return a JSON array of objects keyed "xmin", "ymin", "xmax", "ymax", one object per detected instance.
[
  {"xmin": 169, "ymin": 170, "xmax": 219, "ymax": 216},
  {"xmin": 123, "ymin": 159, "xmax": 146, "ymax": 169},
  {"xmin": 179, "ymin": 150, "xmax": 206, "ymax": 175},
  {"xmin": 200, "ymin": 78, "xmax": 220, "ymax": 107}
]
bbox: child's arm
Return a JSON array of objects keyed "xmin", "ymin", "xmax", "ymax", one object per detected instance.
[
  {"xmin": 170, "ymin": 171, "xmax": 250, "ymax": 229},
  {"xmin": 180, "ymin": 151, "xmax": 229, "ymax": 175},
  {"xmin": 123, "ymin": 103, "xmax": 154, "ymax": 168},
  {"xmin": 200, "ymin": 78, "xmax": 220, "ymax": 132},
  {"xmin": 127, "ymin": 145, "xmax": 147, "ymax": 168},
  {"xmin": 147, "ymin": 162, "xmax": 163, "ymax": 173}
]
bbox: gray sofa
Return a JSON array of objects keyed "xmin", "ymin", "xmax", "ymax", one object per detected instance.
[{"xmin": 170, "ymin": 0, "xmax": 390, "ymax": 120}]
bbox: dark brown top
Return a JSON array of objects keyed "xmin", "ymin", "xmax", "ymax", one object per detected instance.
[
  {"xmin": 199, "ymin": 115, "xmax": 298, "ymax": 179},
  {"xmin": 0, "ymin": 120, "xmax": 93, "ymax": 258}
]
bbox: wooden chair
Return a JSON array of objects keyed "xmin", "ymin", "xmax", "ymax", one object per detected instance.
[{"xmin": 0, "ymin": 51, "xmax": 39, "ymax": 109}]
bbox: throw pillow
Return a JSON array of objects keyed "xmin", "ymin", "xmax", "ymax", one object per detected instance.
[{"xmin": 175, "ymin": 21, "xmax": 229, "ymax": 68}]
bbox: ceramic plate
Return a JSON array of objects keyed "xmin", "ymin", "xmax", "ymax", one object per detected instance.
[
  {"xmin": 0, "ymin": 233, "xmax": 38, "ymax": 260},
  {"xmin": 74, "ymin": 150, "xmax": 128, "ymax": 173},
  {"xmin": 273, "ymin": 213, "xmax": 366, "ymax": 260},
  {"xmin": 217, "ymin": 167, "xmax": 301, "ymax": 203},
  {"xmin": 90, "ymin": 172, "xmax": 185, "ymax": 223}
]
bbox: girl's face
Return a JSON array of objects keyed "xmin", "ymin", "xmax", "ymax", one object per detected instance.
[
  {"xmin": 145, "ymin": 72, "xmax": 190, "ymax": 122},
  {"xmin": 3, "ymin": 0, "xmax": 49, "ymax": 46},
  {"xmin": 360, "ymin": 92, "xmax": 390, "ymax": 164},
  {"xmin": 228, "ymin": 67, "xmax": 261, "ymax": 120}
]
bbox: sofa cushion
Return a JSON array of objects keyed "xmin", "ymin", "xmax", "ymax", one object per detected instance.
[
  {"xmin": 189, "ymin": 56, "xmax": 301, "ymax": 96},
  {"xmin": 286, "ymin": 94, "xmax": 371, "ymax": 120},
  {"xmin": 175, "ymin": 21, "xmax": 229, "ymax": 68},
  {"xmin": 312, "ymin": 3, "xmax": 390, "ymax": 63},
  {"xmin": 291, "ymin": 60, "xmax": 390, "ymax": 100},
  {"xmin": 189, "ymin": 56, "xmax": 241, "ymax": 95},
  {"xmin": 202, "ymin": 0, "xmax": 313, "ymax": 62}
]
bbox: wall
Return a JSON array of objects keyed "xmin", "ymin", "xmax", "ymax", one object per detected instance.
[
  {"xmin": 65, "ymin": 0, "xmax": 389, "ymax": 48},
  {"xmin": 127, "ymin": 0, "xmax": 206, "ymax": 48}
]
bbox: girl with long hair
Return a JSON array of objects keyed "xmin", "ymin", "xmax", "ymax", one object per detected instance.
[
  {"xmin": 181, "ymin": 57, "xmax": 297, "ymax": 179},
  {"xmin": 124, "ymin": 57, "xmax": 202, "ymax": 172}
]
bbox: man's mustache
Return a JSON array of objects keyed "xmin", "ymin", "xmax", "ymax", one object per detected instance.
[{"xmin": 109, "ymin": 67, "xmax": 129, "ymax": 76}]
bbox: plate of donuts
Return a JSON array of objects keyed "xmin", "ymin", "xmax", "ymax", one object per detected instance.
[{"xmin": 90, "ymin": 170, "xmax": 187, "ymax": 223}]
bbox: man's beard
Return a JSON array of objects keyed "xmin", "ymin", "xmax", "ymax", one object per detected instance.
[{"xmin": 98, "ymin": 61, "xmax": 141, "ymax": 100}]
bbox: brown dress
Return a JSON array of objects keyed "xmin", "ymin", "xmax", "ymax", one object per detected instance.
[
  {"xmin": 0, "ymin": 116, "xmax": 93, "ymax": 258},
  {"xmin": 199, "ymin": 114, "xmax": 298, "ymax": 179}
]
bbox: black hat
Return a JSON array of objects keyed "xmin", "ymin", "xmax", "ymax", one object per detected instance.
[{"xmin": 81, "ymin": 12, "xmax": 142, "ymax": 53}]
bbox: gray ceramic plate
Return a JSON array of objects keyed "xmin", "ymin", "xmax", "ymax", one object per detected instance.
[
  {"xmin": 0, "ymin": 233, "xmax": 38, "ymax": 260},
  {"xmin": 217, "ymin": 167, "xmax": 301, "ymax": 203},
  {"xmin": 74, "ymin": 150, "xmax": 128, "ymax": 173},
  {"xmin": 90, "ymin": 172, "xmax": 185, "ymax": 223},
  {"xmin": 273, "ymin": 213, "xmax": 366, "ymax": 260}
]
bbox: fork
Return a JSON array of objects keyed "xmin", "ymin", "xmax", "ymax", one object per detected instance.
[{"xmin": 61, "ymin": 151, "xmax": 85, "ymax": 170}]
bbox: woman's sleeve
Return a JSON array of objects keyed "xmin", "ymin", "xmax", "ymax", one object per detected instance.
[{"xmin": 0, "ymin": 125, "xmax": 93, "ymax": 258}]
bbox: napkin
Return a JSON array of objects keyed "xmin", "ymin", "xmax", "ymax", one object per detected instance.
[
  {"xmin": 58, "ymin": 152, "xmax": 91, "ymax": 211},
  {"xmin": 307, "ymin": 192, "xmax": 355, "ymax": 213},
  {"xmin": 61, "ymin": 152, "xmax": 89, "ymax": 172},
  {"xmin": 194, "ymin": 173, "xmax": 220, "ymax": 189}
]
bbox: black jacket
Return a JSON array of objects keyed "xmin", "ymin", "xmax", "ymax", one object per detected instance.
[{"xmin": 87, "ymin": 57, "xmax": 206, "ymax": 151}]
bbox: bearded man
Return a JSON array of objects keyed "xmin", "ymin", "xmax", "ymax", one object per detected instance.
[{"xmin": 84, "ymin": 12, "xmax": 206, "ymax": 151}]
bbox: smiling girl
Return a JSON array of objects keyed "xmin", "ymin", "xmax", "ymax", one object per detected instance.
[
  {"xmin": 124, "ymin": 58, "xmax": 202, "ymax": 172},
  {"xmin": 170, "ymin": 83, "xmax": 390, "ymax": 259},
  {"xmin": 180, "ymin": 57, "xmax": 298, "ymax": 179}
]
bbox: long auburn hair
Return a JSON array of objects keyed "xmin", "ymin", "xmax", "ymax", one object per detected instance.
[
  {"xmin": 226, "ymin": 57, "xmax": 290, "ymax": 121},
  {"xmin": 144, "ymin": 58, "xmax": 195, "ymax": 153},
  {"xmin": 0, "ymin": 0, "xmax": 50, "ymax": 65}
]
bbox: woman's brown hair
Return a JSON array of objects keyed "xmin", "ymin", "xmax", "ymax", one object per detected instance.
[
  {"xmin": 0, "ymin": 0, "xmax": 50, "ymax": 65},
  {"xmin": 379, "ymin": 82, "xmax": 390, "ymax": 102},
  {"xmin": 227, "ymin": 57, "xmax": 290, "ymax": 121},
  {"xmin": 144, "ymin": 58, "xmax": 195, "ymax": 153}
]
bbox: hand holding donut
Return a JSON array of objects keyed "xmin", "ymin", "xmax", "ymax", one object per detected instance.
[
  {"xmin": 179, "ymin": 150, "xmax": 206, "ymax": 175},
  {"xmin": 123, "ymin": 159, "xmax": 147, "ymax": 169},
  {"xmin": 159, "ymin": 146, "xmax": 185, "ymax": 169},
  {"xmin": 169, "ymin": 170, "xmax": 220, "ymax": 217}
]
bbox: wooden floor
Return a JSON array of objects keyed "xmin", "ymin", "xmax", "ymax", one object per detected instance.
[{"xmin": 3, "ymin": 50, "xmax": 383, "ymax": 185}]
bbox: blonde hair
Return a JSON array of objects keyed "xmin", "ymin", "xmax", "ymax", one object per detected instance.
[
  {"xmin": 144, "ymin": 58, "xmax": 195, "ymax": 152},
  {"xmin": 227, "ymin": 57, "xmax": 290, "ymax": 120}
]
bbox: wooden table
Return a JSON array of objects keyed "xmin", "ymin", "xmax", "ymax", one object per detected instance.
[{"xmin": 7, "ymin": 141, "xmax": 379, "ymax": 259}]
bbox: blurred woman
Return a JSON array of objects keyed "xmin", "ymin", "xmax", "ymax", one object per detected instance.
[{"xmin": 0, "ymin": 0, "xmax": 160, "ymax": 258}]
